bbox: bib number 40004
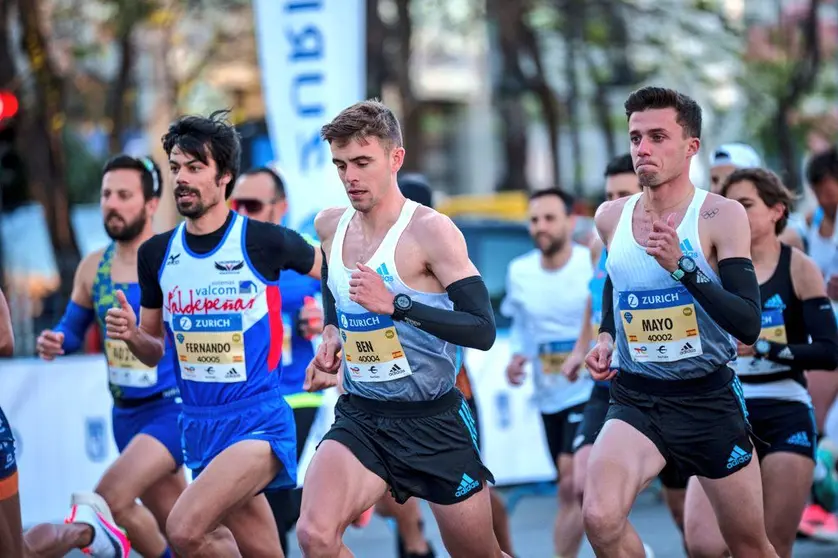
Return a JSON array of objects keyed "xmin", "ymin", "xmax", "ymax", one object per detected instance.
[{"xmin": 357, "ymin": 355, "xmax": 381, "ymax": 363}]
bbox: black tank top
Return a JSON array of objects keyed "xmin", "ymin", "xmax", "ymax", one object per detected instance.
[{"xmin": 741, "ymin": 244, "xmax": 806, "ymax": 385}]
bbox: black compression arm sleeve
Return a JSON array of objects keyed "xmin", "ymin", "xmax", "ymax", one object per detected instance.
[
  {"xmin": 766, "ymin": 297, "xmax": 838, "ymax": 370},
  {"xmin": 398, "ymin": 275, "xmax": 496, "ymax": 350},
  {"xmin": 321, "ymin": 248, "xmax": 338, "ymax": 328},
  {"xmin": 680, "ymin": 258, "xmax": 762, "ymax": 345},
  {"xmin": 598, "ymin": 274, "xmax": 616, "ymax": 339}
]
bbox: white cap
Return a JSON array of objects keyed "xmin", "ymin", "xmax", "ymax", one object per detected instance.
[{"xmin": 711, "ymin": 143, "xmax": 763, "ymax": 169}]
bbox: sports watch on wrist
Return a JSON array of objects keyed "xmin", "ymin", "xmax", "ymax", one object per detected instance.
[
  {"xmin": 391, "ymin": 293, "xmax": 413, "ymax": 321},
  {"xmin": 754, "ymin": 339, "xmax": 771, "ymax": 357},
  {"xmin": 670, "ymin": 255, "xmax": 698, "ymax": 282}
]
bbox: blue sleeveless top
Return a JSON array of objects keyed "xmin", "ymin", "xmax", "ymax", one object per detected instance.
[{"xmin": 92, "ymin": 244, "xmax": 179, "ymax": 400}]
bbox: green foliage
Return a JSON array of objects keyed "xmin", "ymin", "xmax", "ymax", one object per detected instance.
[{"xmin": 63, "ymin": 129, "xmax": 106, "ymax": 205}]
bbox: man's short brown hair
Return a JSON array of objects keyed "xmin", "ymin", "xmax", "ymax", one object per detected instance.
[{"xmin": 320, "ymin": 99, "xmax": 403, "ymax": 149}]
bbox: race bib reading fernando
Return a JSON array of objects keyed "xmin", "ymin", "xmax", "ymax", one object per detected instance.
[
  {"xmin": 619, "ymin": 286, "xmax": 703, "ymax": 363},
  {"xmin": 537, "ymin": 340, "xmax": 576, "ymax": 374},
  {"xmin": 338, "ymin": 310, "xmax": 412, "ymax": 383},
  {"xmin": 172, "ymin": 313, "xmax": 247, "ymax": 383},
  {"xmin": 105, "ymin": 339, "xmax": 158, "ymax": 388}
]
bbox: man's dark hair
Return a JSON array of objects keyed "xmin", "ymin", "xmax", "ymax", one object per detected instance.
[
  {"xmin": 624, "ymin": 86, "xmax": 703, "ymax": 139},
  {"xmin": 241, "ymin": 166, "xmax": 286, "ymax": 199},
  {"xmin": 321, "ymin": 98, "xmax": 403, "ymax": 150},
  {"xmin": 529, "ymin": 187, "xmax": 575, "ymax": 214},
  {"xmin": 162, "ymin": 109, "xmax": 241, "ymax": 199},
  {"xmin": 806, "ymin": 147, "xmax": 838, "ymax": 187},
  {"xmin": 102, "ymin": 154, "xmax": 163, "ymax": 200},
  {"xmin": 605, "ymin": 153, "xmax": 635, "ymax": 177},
  {"xmin": 720, "ymin": 168, "xmax": 795, "ymax": 235}
]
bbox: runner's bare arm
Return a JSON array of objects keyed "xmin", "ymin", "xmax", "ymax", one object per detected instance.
[
  {"xmin": 41, "ymin": 250, "xmax": 101, "ymax": 356},
  {"xmin": 0, "ymin": 287, "xmax": 13, "ymax": 356},
  {"xmin": 118, "ymin": 238, "xmax": 167, "ymax": 367},
  {"xmin": 679, "ymin": 198, "xmax": 761, "ymax": 344},
  {"xmin": 593, "ymin": 198, "xmax": 628, "ymax": 251},
  {"xmin": 387, "ymin": 211, "xmax": 495, "ymax": 350}
]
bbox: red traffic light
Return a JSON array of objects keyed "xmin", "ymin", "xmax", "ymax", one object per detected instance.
[{"xmin": 0, "ymin": 91, "xmax": 18, "ymax": 120}]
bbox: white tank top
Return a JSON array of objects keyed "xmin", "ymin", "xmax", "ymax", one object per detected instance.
[
  {"xmin": 501, "ymin": 246, "xmax": 594, "ymax": 413},
  {"xmin": 606, "ymin": 189, "xmax": 736, "ymax": 380},
  {"xmin": 327, "ymin": 200, "xmax": 459, "ymax": 401}
]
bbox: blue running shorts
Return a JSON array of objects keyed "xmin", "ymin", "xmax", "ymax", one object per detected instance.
[
  {"xmin": 112, "ymin": 395, "xmax": 184, "ymax": 467},
  {"xmin": 180, "ymin": 389, "xmax": 297, "ymax": 491}
]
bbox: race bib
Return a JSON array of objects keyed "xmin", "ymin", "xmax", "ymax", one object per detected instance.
[
  {"xmin": 172, "ymin": 314, "xmax": 247, "ymax": 383},
  {"xmin": 105, "ymin": 339, "xmax": 158, "ymax": 388},
  {"xmin": 735, "ymin": 309, "xmax": 791, "ymax": 376},
  {"xmin": 619, "ymin": 286, "xmax": 703, "ymax": 363},
  {"xmin": 281, "ymin": 312, "xmax": 293, "ymax": 366},
  {"xmin": 537, "ymin": 340, "xmax": 575, "ymax": 374},
  {"xmin": 338, "ymin": 310, "xmax": 412, "ymax": 383}
]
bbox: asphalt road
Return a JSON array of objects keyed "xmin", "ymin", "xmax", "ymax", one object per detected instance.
[{"xmin": 64, "ymin": 486, "xmax": 838, "ymax": 557}]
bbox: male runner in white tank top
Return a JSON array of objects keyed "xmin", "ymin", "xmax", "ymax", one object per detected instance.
[
  {"xmin": 297, "ymin": 99, "xmax": 509, "ymax": 558},
  {"xmin": 503, "ymin": 187, "xmax": 592, "ymax": 558},
  {"xmin": 583, "ymin": 86, "xmax": 777, "ymax": 558}
]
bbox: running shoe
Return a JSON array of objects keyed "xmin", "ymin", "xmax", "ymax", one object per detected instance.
[{"xmin": 64, "ymin": 492, "xmax": 131, "ymax": 558}]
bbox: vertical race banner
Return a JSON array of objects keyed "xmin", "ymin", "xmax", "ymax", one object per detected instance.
[{"xmin": 253, "ymin": 0, "xmax": 366, "ymax": 230}]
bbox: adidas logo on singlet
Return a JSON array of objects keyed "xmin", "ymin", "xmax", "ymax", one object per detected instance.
[
  {"xmin": 726, "ymin": 445, "xmax": 752, "ymax": 469},
  {"xmin": 786, "ymin": 431, "xmax": 811, "ymax": 447},
  {"xmin": 679, "ymin": 342, "xmax": 696, "ymax": 355},
  {"xmin": 388, "ymin": 364, "xmax": 403, "ymax": 377},
  {"xmin": 376, "ymin": 263, "xmax": 394, "ymax": 283},
  {"xmin": 764, "ymin": 294, "xmax": 785, "ymax": 310},
  {"xmin": 679, "ymin": 239, "xmax": 699, "ymax": 259}
]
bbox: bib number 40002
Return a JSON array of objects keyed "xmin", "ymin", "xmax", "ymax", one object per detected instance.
[{"xmin": 647, "ymin": 334, "xmax": 673, "ymax": 342}]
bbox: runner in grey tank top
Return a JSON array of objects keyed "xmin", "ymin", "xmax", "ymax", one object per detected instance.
[
  {"xmin": 327, "ymin": 200, "xmax": 459, "ymax": 401},
  {"xmin": 580, "ymin": 86, "xmax": 776, "ymax": 558},
  {"xmin": 297, "ymin": 99, "xmax": 511, "ymax": 558}
]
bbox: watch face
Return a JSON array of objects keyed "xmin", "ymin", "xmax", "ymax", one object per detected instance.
[
  {"xmin": 395, "ymin": 295, "xmax": 411, "ymax": 309},
  {"xmin": 681, "ymin": 257, "xmax": 697, "ymax": 272},
  {"xmin": 756, "ymin": 340, "xmax": 770, "ymax": 353}
]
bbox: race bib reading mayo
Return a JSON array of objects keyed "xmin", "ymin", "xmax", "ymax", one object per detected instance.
[
  {"xmin": 338, "ymin": 310, "xmax": 412, "ymax": 382},
  {"xmin": 172, "ymin": 314, "xmax": 247, "ymax": 383},
  {"xmin": 537, "ymin": 340, "xmax": 576, "ymax": 374},
  {"xmin": 735, "ymin": 309, "xmax": 791, "ymax": 376},
  {"xmin": 105, "ymin": 339, "xmax": 158, "ymax": 388},
  {"xmin": 281, "ymin": 312, "xmax": 293, "ymax": 366},
  {"xmin": 619, "ymin": 286, "xmax": 703, "ymax": 363}
]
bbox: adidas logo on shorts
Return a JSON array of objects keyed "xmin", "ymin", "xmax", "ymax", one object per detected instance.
[
  {"xmin": 786, "ymin": 431, "xmax": 811, "ymax": 447},
  {"xmin": 455, "ymin": 473, "xmax": 479, "ymax": 498},
  {"xmin": 726, "ymin": 445, "xmax": 751, "ymax": 470}
]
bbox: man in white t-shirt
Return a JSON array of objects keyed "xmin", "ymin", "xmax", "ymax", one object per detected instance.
[{"xmin": 503, "ymin": 188, "xmax": 593, "ymax": 558}]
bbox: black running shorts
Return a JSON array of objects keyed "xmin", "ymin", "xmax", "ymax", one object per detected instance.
[
  {"xmin": 605, "ymin": 366, "xmax": 754, "ymax": 481},
  {"xmin": 321, "ymin": 389, "xmax": 495, "ymax": 505},
  {"xmin": 541, "ymin": 402, "xmax": 586, "ymax": 463},
  {"xmin": 746, "ymin": 398, "xmax": 817, "ymax": 461},
  {"xmin": 573, "ymin": 384, "xmax": 610, "ymax": 452}
]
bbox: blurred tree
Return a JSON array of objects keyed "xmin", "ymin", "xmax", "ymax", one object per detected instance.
[
  {"xmin": 16, "ymin": 0, "xmax": 81, "ymax": 302},
  {"xmin": 742, "ymin": 0, "xmax": 832, "ymax": 193}
]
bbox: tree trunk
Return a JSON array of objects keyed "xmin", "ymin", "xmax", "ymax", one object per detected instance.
[
  {"xmin": 563, "ymin": 30, "xmax": 583, "ymax": 195},
  {"xmin": 774, "ymin": 0, "xmax": 821, "ymax": 193},
  {"xmin": 488, "ymin": 0, "xmax": 529, "ymax": 191},
  {"xmin": 17, "ymin": 0, "xmax": 80, "ymax": 301},
  {"xmin": 365, "ymin": 0, "xmax": 387, "ymax": 99},
  {"xmin": 108, "ymin": 27, "xmax": 135, "ymax": 154},
  {"xmin": 392, "ymin": 0, "xmax": 423, "ymax": 172},
  {"xmin": 518, "ymin": 14, "xmax": 561, "ymax": 188}
]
